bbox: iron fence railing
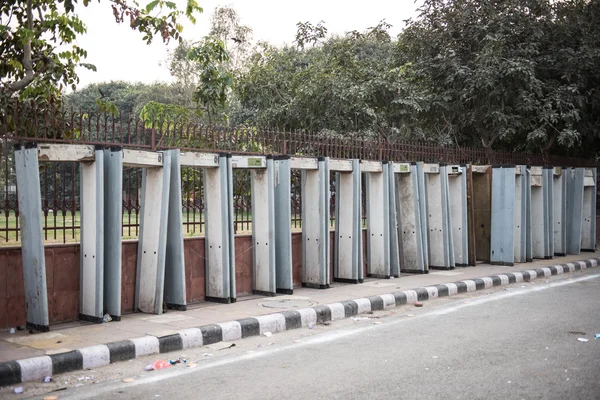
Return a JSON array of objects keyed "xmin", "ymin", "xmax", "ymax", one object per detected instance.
[{"xmin": 1, "ymin": 106, "xmax": 598, "ymax": 244}]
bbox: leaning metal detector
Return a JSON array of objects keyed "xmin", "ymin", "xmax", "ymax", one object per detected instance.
[
  {"xmin": 552, "ymin": 167, "xmax": 567, "ymax": 256},
  {"xmin": 423, "ymin": 163, "xmax": 455, "ymax": 270},
  {"xmin": 299, "ymin": 157, "xmax": 330, "ymax": 288},
  {"xmin": 445, "ymin": 165, "xmax": 468, "ymax": 267},
  {"xmin": 273, "ymin": 156, "xmax": 293, "ymax": 294},
  {"xmin": 14, "ymin": 143, "xmax": 52, "ymax": 331},
  {"xmin": 581, "ymin": 168, "xmax": 597, "ymax": 252},
  {"xmin": 332, "ymin": 159, "xmax": 363, "ymax": 283},
  {"xmin": 490, "ymin": 165, "xmax": 516, "ymax": 266},
  {"xmin": 231, "ymin": 155, "xmax": 277, "ymax": 296},
  {"xmin": 514, "ymin": 165, "xmax": 529, "ymax": 263},
  {"xmin": 133, "ymin": 149, "xmax": 172, "ymax": 314},
  {"xmin": 182, "ymin": 152, "xmax": 236, "ymax": 303},
  {"xmin": 393, "ymin": 162, "xmax": 428, "ymax": 273},
  {"xmin": 566, "ymin": 167, "xmax": 584, "ymax": 255},
  {"xmin": 363, "ymin": 160, "xmax": 393, "ymax": 278}
]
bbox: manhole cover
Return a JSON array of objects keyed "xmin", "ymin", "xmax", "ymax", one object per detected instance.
[{"xmin": 260, "ymin": 299, "xmax": 316, "ymax": 309}]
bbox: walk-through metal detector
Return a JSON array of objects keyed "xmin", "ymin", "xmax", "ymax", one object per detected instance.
[
  {"xmin": 134, "ymin": 150, "xmax": 172, "ymax": 314},
  {"xmin": 387, "ymin": 162, "xmax": 401, "ymax": 277},
  {"xmin": 393, "ymin": 162, "xmax": 428, "ymax": 273},
  {"xmin": 163, "ymin": 149, "xmax": 186, "ymax": 310},
  {"xmin": 292, "ymin": 157, "xmax": 330, "ymax": 288},
  {"xmin": 182, "ymin": 152, "xmax": 236, "ymax": 303},
  {"xmin": 470, "ymin": 165, "xmax": 492, "ymax": 263},
  {"xmin": 529, "ymin": 166, "xmax": 553, "ymax": 259},
  {"xmin": 513, "ymin": 165, "xmax": 529, "ymax": 263},
  {"xmin": 423, "ymin": 164, "xmax": 454, "ymax": 270},
  {"xmin": 332, "ymin": 159, "xmax": 364, "ymax": 283},
  {"xmin": 446, "ymin": 165, "xmax": 468, "ymax": 267},
  {"xmin": 490, "ymin": 165, "xmax": 516, "ymax": 265},
  {"xmin": 14, "ymin": 143, "xmax": 51, "ymax": 331},
  {"xmin": 232, "ymin": 155, "xmax": 277, "ymax": 296},
  {"xmin": 553, "ymin": 167, "xmax": 567, "ymax": 256},
  {"xmin": 581, "ymin": 167, "xmax": 597, "ymax": 252},
  {"xmin": 566, "ymin": 168, "xmax": 584, "ymax": 254},
  {"xmin": 364, "ymin": 160, "xmax": 394, "ymax": 278},
  {"xmin": 273, "ymin": 156, "xmax": 293, "ymax": 294}
]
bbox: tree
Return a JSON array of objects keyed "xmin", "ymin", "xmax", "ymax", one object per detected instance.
[
  {"xmin": 399, "ymin": 0, "xmax": 600, "ymax": 155},
  {"xmin": 0, "ymin": 0, "xmax": 202, "ymax": 171},
  {"xmin": 234, "ymin": 21, "xmax": 404, "ymax": 137}
]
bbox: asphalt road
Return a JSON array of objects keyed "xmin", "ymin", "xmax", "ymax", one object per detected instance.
[{"xmin": 13, "ymin": 269, "xmax": 600, "ymax": 400}]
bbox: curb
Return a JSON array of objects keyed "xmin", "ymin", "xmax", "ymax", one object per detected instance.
[{"xmin": 1, "ymin": 258, "xmax": 598, "ymax": 385}]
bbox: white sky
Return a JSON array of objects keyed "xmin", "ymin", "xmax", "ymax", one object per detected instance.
[{"xmin": 74, "ymin": 0, "xmax": 423, "ymax": 88}]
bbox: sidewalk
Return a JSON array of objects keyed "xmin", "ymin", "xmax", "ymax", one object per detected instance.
[{"xmin": 1, "ymin": 251, "xmax": 599, "ymax": 364}]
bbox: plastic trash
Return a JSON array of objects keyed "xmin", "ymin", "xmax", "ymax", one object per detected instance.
[
  {"xmin": 596, "ymin": 333, "xmax": 600, "ymax": 339},
  {"xmin": 168, "ymin": 359, "xmax": 181, "ymax": 365},
  {"xmin": 263, "ymin": 332, "xmax": 272, "ymax": 337},
  {"xmin": 9, "ymin": 327, "xmax": 15, "ymax": 334},
  {"xmin": 219, "ymin": 344, "xmax": 235, "ymax": 351},
  {"xmin": 122, "ymin": 378, "xmax": 135, "ymax": 383},
  {"xmin": 202, "ymin": 353, "xmax": 213, "ymax": 357},
  {"xmin": 103, "ymin": 313, "xmax": 112, "ymax": 323},
  {"xmin": 14, "ymin": 387, "xmax": 23, "ymax": 394},
  {"xmin": 43, "ymin": 396, "xmax": 58, "ymax": 400},
  {"xmin": 145, "ymin": 364, "xmax": 154, "ymax": 371},
  {"xmin": 578, "ymin": 338, "xmax": 589, "ymax": 342},
  {"xmin": 43, "ymin": 376, "xmax": 52, "ymax": 383},
  {"xmin": 415, "ymin": 302, "xmax": 423, "ymax": 307},
  {"xmin": 308, "ymin": 322, "xmax": 316, "ymax": 329},
  {"xmin": 151, "ymin": 360, "xmax": 171, "ymax": 370}
]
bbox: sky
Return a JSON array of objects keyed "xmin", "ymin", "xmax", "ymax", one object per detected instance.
[{"xmin": 74, "ymin": 0, "xmax": 424, "ymax": 88}]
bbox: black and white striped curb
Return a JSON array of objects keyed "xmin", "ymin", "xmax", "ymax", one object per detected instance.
[{"xmin": 1, "ymin": 258, "xmax": 598, "ymax": 386}]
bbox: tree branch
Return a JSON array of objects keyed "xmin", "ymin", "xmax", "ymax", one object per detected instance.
[{"xmin": 8, "ymin": 0, "xmax": 35, "ymax": 93}]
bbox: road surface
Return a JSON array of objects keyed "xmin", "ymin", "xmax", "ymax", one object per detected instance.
[{"xmin": 6, "ymin": 268, "xmax": 600, "ymax": 400}]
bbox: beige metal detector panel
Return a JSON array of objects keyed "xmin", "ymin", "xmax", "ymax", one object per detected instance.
[
  {"xmin": 425, "ymin": 166, "xmax": 445, "ymax": 267},
  {"xmin": 37, "ymin": 144, "xmax": 95, "ymax": 162},
  {"xmin": 290, "ymin": 157, "xmax": 318, "ymax": 170},
  {"xmin": 180, "ymin": 152, "xmax": 219, "ymax": 168},
  {"xmin": 123, "ymin": 149, "xmax": 163, "ymax": 168},
  {"xmin": 329, "ymin": 159, "xmax": 353, "ymax": 172},
  {"xmin": 361, "ymin": 160, "xmax": 383, "ymax": 173}
]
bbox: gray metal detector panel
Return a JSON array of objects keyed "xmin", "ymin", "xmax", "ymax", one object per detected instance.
[
  {"xmin": 103, "ymin": 148, "xmax": 123, "ymax": 319},
  {"xmin": 251, "ymin": 157, "xmax": 276, "ymax": 295},
  {"xmin": 164, "ymin": 150, "xmax": 187, "ymax": 310},
  {"xmin": 530, "ymin": 167, "xmax": 546, "ymax": 259},
  {"xmin": 301, "ymin": 158, "xmax": 330, "ymax": 288},
  {"xmin": 525, "ymin": 168, "xmax": 533, "ymax": 262},
  {"xmin": 365, "ymin": 162, "xmax": 391, "ymax": 278},
  {"xmin": 514, "ymin": 166, "xmax": 528, "ymax": 263},
  {"xmin": 333, "ymin": 159, "xmax": 363, "ymax": 283},
  {"xmin": 566, "ymin": 168, "xmax": 584, "ymax": 254},
  {"xmin": 273, "ymin": 157, "xmax": 293, "ymax": 294},
  {"xmin": 424, "ymin": 164, "xmax": 454, "ymax": 270},
  {"xmin": 204, "ymin": 154, "xmax": 235, "ymax": 302},
  {"xmin": 387, "ymin": 163, "xmax": 401, "ymax": 277},
  {"xmin": 79, "ymin": 148, "xmax": 105, "ymax": 322},
  {"xmin": 446, "ymin": 165, "xmax": 468, "ymax": 267},
  {"xmin": 396, "ymin": 163, "xmax": 427, "ymax": 273},
  {"xmin": 135, "ymin": 151, "xmax": 171, "ymax": 314},
  {"xmin": 552, "ymin": 167, "xmax": 567, "ymax": 256},
  {"xmin": 543, "ymin": 167, "xmax": 554, "ymax": 258},
  {"xmin": 416, "ymin": 163, "xmax": 429, "ymax": 268},
  {"xmin": 490, "ymin": 166, "xmax": 516, "ymax": 266},
  {"xmin": 14, "ymin": 144, "xmax": 50, "ymax": 332},
  {"xmin": 581, "ymin": 168, "xmax": 597, "ymax": 251}
]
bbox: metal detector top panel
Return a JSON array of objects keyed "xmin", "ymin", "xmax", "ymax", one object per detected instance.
[
  {"xmin": 393, "ymin": 163, "xmax": 411, "ymax": 173},
  {"xmin": 123, "ymin": 149, "xmax": 163, "ymax": 167},
  {"xmin": 329, "ymin": 159, "xmax": 353, "ymax": 172},
  {"xmin": 423, "ymin": 163, "xmax": 440, "ymax": 174},
  {"xmin": 360, "ymin": 160, "xmax": 383, "ymax": 173},
  {"xmin": 290, "ymin": 157, "xmax": 318, "ymax": 170},
  {"xmin": 447, "ymin": 165, "xmax": 462, "ymax": 175},
  {"xmin": 231, "ymin": 155, "xmax": 267, "ymax": 169},
  {"xmin": 180, "ymin": 152, "xmax": 219, "ymax": 168},
  {"xmin": 530, "ymin": 166, "xmax": 544, "ymax": 176},
  {"xmin": 472, "ymin": 165, "xmax": 489, "ymax": 173},
  {"xmin": 38, "ymin": 144, "xmax": 95, "ymax": 162}
]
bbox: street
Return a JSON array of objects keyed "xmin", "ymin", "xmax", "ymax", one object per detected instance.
[{"xmin": 7, "ymin": 268, "xmax": 600, "ymax": 400}]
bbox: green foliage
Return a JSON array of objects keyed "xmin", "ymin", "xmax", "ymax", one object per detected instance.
[
  {"xmin": 0, "ymin": 0, "xmax": 202, "ymax": 109},
  {"xmin": 187, "ymin": 36, "xmax": 233, "ymax": 124}
]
